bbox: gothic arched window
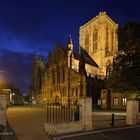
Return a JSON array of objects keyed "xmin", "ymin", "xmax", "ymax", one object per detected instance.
[
  {"xmin": 57, "ymin": 66, "xmax": 60, "ymax": 84},
  {"xmin": 85, "ymin": 33, "xmax": 89, "ymax": 52},
  {"xmin": 93, "ymin": 29, "xmax": 98, "ymax": 52},
  {"xmin": 52, "ymin": 68, "xmax": 55, "ymax": 84},
  {"xmin": 111, "ymin": 30, "xmax": 114, "ymax": 52},
  {"xmin": 62, "ymin": 67, "xmax": 65, "ymax": 83},
  {"xmin": 105, "ymin": 27, "xmax": 109, "ymax": 55}
]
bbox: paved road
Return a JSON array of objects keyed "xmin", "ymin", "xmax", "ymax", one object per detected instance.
[
  {"xmin": 0, "ymin": 106, "xmax": 130, "ymax": 140},
  {"xmin": 61, "ymin": 126, "xmax": 140, "ymax": 140},
  {"xmin": 4, "ymin": 106, "xmax": 51, "ymax": 140}
]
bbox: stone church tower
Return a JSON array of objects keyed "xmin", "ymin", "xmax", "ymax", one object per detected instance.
[
  {"xmin": 79, "ymin": 12, "xmax": 118, "ymax": 76},
  {"xmin": 29, "ymin": 56, "xmax": 45, "ymax": 100}
]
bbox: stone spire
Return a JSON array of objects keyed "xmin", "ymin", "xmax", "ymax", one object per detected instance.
[
  {"xmin": 67, "ymin": 35, "xmax": 74, "ymax": 67},
  {"xmin": 67, "ymin": 35, "xmax": 73, "ymax": 51}
]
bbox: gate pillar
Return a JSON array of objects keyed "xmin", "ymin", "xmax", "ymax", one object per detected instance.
[
  {"xmin": 80, "ymin": 97, "xmax": 92, "ymax": 130},
  {"xmin": 126, "ymin": 99, "xmax": 139, "ymax": 125}
]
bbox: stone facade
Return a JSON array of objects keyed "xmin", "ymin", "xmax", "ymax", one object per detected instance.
[
  {"xmin": 79, "ymin": 12, "xmax": 118, "ymax": 76},
  {"xmin": 37, "ymin": 38, "xmax": 101, "ymax": 105}
]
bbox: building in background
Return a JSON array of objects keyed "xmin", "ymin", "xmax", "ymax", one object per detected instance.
[
  {"xmin": 29, "ymin": 56, "xmax": 45, "ymax": 103},
  {"xmin": 0, "ymin": 88, "xmax": 11, "ymax": 106},
  {"xmin": 0, "ymin": 84, "xmax": 24, "ymax": 106},
  {"xmin": 100, "ymin": 89, "xmax": 140, "ymax": 110}
]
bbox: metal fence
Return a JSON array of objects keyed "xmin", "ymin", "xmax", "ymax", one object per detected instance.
[{"xmin": 44, "ymin": 104, "xmax": 80, "ymax": 123}]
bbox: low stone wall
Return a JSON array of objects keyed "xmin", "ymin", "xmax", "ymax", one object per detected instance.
[{"xmin": 44, "ymin": 121, "xmax": 83, "ymax": 135}]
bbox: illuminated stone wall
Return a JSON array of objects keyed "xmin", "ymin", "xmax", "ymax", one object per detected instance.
[
  {"xmin": 37, "ymin": 40, "xmax": 101, "ymax": 105},
  {"xmin": 79, "ymin": 12, "xmax": 118, "ymax": 76},
  {"xmin": 39, "ymin": 44, "xmax": 87, "ymax": 105}
]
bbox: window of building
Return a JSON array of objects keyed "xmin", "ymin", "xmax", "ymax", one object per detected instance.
[
  {"xmin": 50, "ymin": 89, "xmax": 52, "ymax": 97},
  {"xmin": 85, "ymin": 34, "xmax": 89, "ymax": 46},
  {"xmin": 93, "ymin": 29, "xmax": 98, "ymax": 52},
  {"xmin": 75, "ymin": 88, "xmax": 78, "ymax": 96},
  {"xmin": 60, "ymin": 88, "xmax": 61, "ymax": 95},
  {"xmin": 102, "ymin": 99, "xmax": 106, "ymax": 106},
  {"xmin": 111, "ymin": 30, "xmax": 114, "ymax": 51},
  {"xmin": 122, "ymin": 97, "xmax": 127, "ymax": 106},
  {"xmin": 72, "ymin": 88, "xmax": 74, "ymax": 96},
  {"xmin": 62, "ymin": 88, "xmax": 65, "ymax": 96},
  {"xmin": 57, "ymin": 67, "xmax": 60, "ymax": 84},
  {"xmin": 105, "ymin": 27, "xmax": 109, "ymax": 55},
  {"xmin": 62, "ymin": 67, "xmax": 65, "ymax": 83},
  {"xmin": 52, "ymin": 69, "xmax": 55, "ymax": 84},
  {"xmin": 85, "ymin": 34, "xmax": 89, "ymax": 52},
  {"xmin": 113, "ymin": 98, "xmax": 119, "ymax": 106}
]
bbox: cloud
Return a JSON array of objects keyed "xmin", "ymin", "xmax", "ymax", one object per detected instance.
[
  {"xmin": 0, "ymin": 70, "xmax": 6, "ymax": 73},
  {"xmin": 0, "ymin": 49, "xmax": 34, "ymax": 93}
]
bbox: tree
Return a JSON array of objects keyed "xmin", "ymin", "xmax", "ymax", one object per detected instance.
[{"xmin": 105, "ymin": 22, "xmax": 140, "ymax": 93}]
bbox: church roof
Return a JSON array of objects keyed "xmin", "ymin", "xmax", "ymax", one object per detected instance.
[
  {"xmin": 49, "ymin": 43, "xmax": 98, "ymax": 68},
  {"xmin": 73, "ymin": 51, "xmax": 98, "ymax": 68}
]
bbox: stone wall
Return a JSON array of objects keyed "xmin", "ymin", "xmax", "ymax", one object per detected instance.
[
  {"xmin": 79, "ymin": 12, "xmax": 118, "ymax": 76},
  {"xmin": 0, "ymin": 94, "xmax": 7, "ymax": 127}
]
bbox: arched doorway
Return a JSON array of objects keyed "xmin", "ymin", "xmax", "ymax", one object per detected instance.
[{"xmin": 55, "ymin": 96, "xmax": 60, "ymax": 105}]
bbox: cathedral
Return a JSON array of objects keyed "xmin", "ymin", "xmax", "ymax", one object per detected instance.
[{"xmin": 29, "ymin": 12, "xmax": 118, "ymax": 106}]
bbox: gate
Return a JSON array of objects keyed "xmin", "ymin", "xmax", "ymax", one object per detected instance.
[{"xmin": 44, "ymin": 104, "xmax": 80, "ymax": 123}]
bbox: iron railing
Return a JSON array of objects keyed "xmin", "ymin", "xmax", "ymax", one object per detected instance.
[{"xmin": 44, "ymin": 104, "xmax": 80, "ymax": 123}]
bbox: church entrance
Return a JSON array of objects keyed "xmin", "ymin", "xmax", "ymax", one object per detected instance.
[{"xmin": 55, "ymin": 95, "xmax": 60, "ymax": 105}]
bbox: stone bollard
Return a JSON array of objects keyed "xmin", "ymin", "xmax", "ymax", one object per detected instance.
[{"xmin": 126, "ymin": 99, "xmax": 139, "ymax": 125}]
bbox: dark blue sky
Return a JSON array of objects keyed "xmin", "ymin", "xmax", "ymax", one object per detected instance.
[{"xmin": 0, "ymin": 0, "xmax": 140, "ymax": 94}]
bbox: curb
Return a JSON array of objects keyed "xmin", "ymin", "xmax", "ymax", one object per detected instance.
[{"xmin": 53, "ymin": 125, "xmax": 140, "ymax": 140}]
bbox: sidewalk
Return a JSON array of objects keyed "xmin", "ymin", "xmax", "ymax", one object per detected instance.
[
  {"xmin": 92, "ymin": 112, "xmax": 126, "ymax": 130},
  {"xmin": 53, "ymin": 112, "xmax": 140, "ymax": 140}
]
